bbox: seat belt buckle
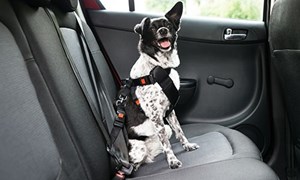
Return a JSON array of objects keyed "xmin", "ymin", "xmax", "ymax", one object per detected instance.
[
  {"xmin": 107, "ymin": 146, "xmax": 133, "ymax": 177},
  {"xmin": 120, "ymin": 159, "xmax": 134, "ymax": 175}
]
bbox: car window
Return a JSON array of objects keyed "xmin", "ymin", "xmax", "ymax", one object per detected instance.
[{"xmin": 100, "ymin": 0, "xmax": 265, "ymax": 21}]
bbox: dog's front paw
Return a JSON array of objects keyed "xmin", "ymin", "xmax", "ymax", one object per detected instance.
[
  {"xmin": 169, "ymin": 158, "xmax": 182, "ymax": 169},
  {"xmin": 183, "ymin": 143, "xmax": 199, "ymax": 151}
]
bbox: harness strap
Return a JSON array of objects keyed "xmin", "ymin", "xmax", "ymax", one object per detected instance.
[
  {"xmin": 131, "ymin": 66, "xmax": 179, "ymax": 107},
  {"xmin": 150, "ymin": 67, "xmax": 179, "ymax": 106},
  {"xmin": 110, "ymin": 67, "xmax": 179, "ymax": 142}
]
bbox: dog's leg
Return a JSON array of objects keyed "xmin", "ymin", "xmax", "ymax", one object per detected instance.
[
  {"xmin": 154, "ymin": 121, "xmax": 182, "ymax": 169},
  {"xmin": 166, "ymin": 110, "xmax": 199, "ymax": 151}
]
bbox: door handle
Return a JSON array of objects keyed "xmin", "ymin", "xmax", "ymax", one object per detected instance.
[
  {"xmin": 207, "ymin": 76, "xmax": 234, "ymax": 88},
  {"xmin": 224, "ymin": 28, "xmax": 247, "ymax": 41}
]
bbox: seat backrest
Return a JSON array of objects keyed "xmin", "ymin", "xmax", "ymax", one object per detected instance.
[
  {"xmin": 0, "ymin": 1, "xmax": 65, "ymax": 179},
  {"xmin": 269, "ymin": 0, "xmax": 300, "ymax": 164},
  {"xmin": 12, "ymin": 0, "xmax": 128, "ymax": 179},
  {"xmin": 1, "ymin": 0, "xmax": 130, "ymax": 178}
]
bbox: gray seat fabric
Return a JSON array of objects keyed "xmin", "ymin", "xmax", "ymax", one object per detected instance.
[
  {"xmin": 12, "ymin": 1, "xmax": 111, "ymax": 179},
  {"xmin": 269, "ymin": 0, "xmax": 300, "ymax": 167},
  {"xmin": 133, "ymin": 124, "xmax": 261, "ymax": 177},
  {"xmin": 0, "ymin": 0, "xmax": 278, "ymax": 179},
  {"xmin": 0, "ymin": 1, "xmax": 61, "ymax": 179},
  {"xmin": 43, "ymin": 4, "xmax": 273, "ymax": 179},
  {"xmin": 131, "ymin": 158, "xmax": 278, "ymax": 180}
]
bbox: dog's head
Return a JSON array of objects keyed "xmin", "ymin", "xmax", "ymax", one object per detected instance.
[{"xmin": 134, "ymin": 2, "xmax": 183, "ymax": 55}]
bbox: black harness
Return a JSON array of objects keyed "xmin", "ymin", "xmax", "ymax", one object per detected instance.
[{"xmin": 110, "ymin": 66, "xmax": 180, "ymax": 144}]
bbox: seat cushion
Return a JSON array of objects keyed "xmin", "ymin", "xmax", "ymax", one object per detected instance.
[
  {"xmin": 130, "ymin": 158, "xmax": 278, "ymax": 180},
  {"xmin": 132, "ymin": 123, "xmax": 261, "ymax": 177}
]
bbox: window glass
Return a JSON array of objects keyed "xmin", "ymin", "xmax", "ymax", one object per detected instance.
[
  {"xmin": 101, "ymin": 0, "xmax": 264, "ymax": 21},
  {"xmin": 101, "ymin": 0, "xmax": 129, "ymax": 11}
]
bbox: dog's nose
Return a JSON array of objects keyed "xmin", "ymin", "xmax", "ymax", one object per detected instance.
[{"xmin": 158, "ymin": 27, "xmax": 168, "ymax": 36}]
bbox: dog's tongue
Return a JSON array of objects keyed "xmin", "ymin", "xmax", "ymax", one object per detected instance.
[{"xmin": 159, "ymin": 40, "xmax": 171, "ymax": 48}]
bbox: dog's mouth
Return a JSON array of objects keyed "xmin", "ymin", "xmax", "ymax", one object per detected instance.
[{"xmin": 157, "ymin": 38, "xmax": 171, "ymax": 49}]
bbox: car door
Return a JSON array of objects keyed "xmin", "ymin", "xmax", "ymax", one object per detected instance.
[{"xmin": 81, "ymin": 0, "xmax": 272, "ymax": 157}]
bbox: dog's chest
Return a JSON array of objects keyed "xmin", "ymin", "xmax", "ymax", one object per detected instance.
[{"xmin": 128, "ymin": 52, "xmax": 180, "ymax": 130}]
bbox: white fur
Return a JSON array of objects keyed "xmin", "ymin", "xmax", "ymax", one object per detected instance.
[
  {"xmin": 129, "ymin": 124, "xmax": 173, "ymax": 166},
  {"xmin": 130, "ymin": 49, "xmax": 180, "ymax": 79},
  {"xmin": 128, "ymin": 13, "xmax": 199, "ymax": 169},
  {"xmin": 131, "ymin": 120, "xmax": 156, "ymax": 137},
  {"xmin": 128, "ymin": 49, "xmax": 199, "ymax": 170}
]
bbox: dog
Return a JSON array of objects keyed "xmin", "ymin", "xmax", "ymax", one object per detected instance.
[{"xmin": 124, "ymin": 1, "xmax": 199, "ymax": 170}]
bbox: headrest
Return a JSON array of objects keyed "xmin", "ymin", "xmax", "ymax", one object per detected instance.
[
  {"xmin": 52, "ymin": 0, "xmax": 78, "ymax": 12},
  {"xmin": 24, "ymin": 0, "xmax": 50, "ymax": 7}
]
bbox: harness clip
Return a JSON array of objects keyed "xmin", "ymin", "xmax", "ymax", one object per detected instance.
[
  {"xmin": 116, "ymin": 94, "xmax": 127, "ymax": 106},
  {"xmin": 113, "ymin": 109, "xmax": 126, "ymax": 128}
]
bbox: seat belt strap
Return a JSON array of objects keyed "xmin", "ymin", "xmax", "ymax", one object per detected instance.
[
  {"xmin": 74, "ymin": 12, "xmax": 129, "ymax": 143},
  {"xmin": 73, "ymin": 12, "xmax": 133, "ymax": 175},
  {"xmin": 45, "ymin": 8, "xmax": 111, "ymax": 145},
  {"xmin": 45, "ymin": 8, "xmax": 133, "ymax": 175}
]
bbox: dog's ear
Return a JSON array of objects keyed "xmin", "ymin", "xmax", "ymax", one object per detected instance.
[
  {"xmin": 165, "ymin": 1, "xmax": 183, "ymax": 31},
  {"xmin": 134, "ymin": 17, "xmax": 151, "ymax": 35}
]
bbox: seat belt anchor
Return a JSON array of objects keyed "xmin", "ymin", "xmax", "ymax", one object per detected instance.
[
  {"xmin": 120, "ymin": 159, "xmax": 134, "ymax": 175},
  {"xmin": 112, "ymin": 171, "xmax": 125, "ymax": 180}
]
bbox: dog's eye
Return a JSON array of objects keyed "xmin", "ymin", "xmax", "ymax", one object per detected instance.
[
  {"xmin": 167, "ymin": 24, "xmax": 171, "ymax": 28},
  {"xmin": 150, "ymin": 27, "xmax": 156, "ymax": 32}
]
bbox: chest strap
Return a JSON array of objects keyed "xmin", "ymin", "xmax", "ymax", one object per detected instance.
[
  {"xmin": 131, "ymin": 66, "xmax": 179, "ymax": 106},
  {"xmin": 111, "ymin": 66, "xmax": 180, "ymax": 155}
]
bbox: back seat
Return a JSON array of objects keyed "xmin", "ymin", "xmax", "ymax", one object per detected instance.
[{"xmin": 0, "ymin": 0, "xmax": 278, "ymax": 179}]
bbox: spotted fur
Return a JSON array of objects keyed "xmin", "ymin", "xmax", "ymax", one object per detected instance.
[{"xmin": 126, "ymin": 2, "xmax": 199, "ymax": 170}]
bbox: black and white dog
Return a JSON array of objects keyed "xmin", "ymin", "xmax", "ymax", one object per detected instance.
[{"xmin": 125, "ymin": 2, "xmax": 199, "ymax": 170}]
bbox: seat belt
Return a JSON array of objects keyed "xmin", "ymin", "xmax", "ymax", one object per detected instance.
[
  {"xmin": 73, "ymin": 12, "xmax": 132, "ymax": 177},
  {"xmin": 73, "ymin": 12, "xmax": 130, "ymax": 145},
  {"xmin": 44, "ymin": 8, "xmax": 132, "ymax": 177}
]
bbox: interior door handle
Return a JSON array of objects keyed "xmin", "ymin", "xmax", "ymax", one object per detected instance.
[
  {"xmin": 207, "ymin": 76, "xmax": 234, "ymax": 88},
  {"xmin": 224, "ymin": 28, "xmax": 247, "ymax": 41}
]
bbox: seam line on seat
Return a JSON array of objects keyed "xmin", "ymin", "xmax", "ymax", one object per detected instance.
[
  {"xmin": 218, "ymin": 131, "xmax": 235, "ymax": 155},
  {"xmin": 25, "ymin": 57, "xmax": 34, "ymax": 62}
]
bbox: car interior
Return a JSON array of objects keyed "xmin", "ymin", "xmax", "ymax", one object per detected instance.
[{"xmin": 0, "ymin": 0, "xmax": 297, "ymax": 179}]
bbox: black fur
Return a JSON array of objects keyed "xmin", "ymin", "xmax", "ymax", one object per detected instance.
[
  {"xmin": 134, "ymin": 2, "xmax": 183, "ymax": 59},
  {"xmin": 117, "ymin": 87, "xmax": 148, "ymax": 140},
  {"xmin": 125, "ymin": 2, "xmax": 199, "ymax": 170}
]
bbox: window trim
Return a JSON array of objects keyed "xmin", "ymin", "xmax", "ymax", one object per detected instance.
[{"xmin": 99, "ymin": 0, "xmax": 270, "ymax": 22}]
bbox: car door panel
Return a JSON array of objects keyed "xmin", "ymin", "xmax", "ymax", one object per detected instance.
[{"xmin": 87, "ymin": 10, "xmax": 271, "ymax": 153}]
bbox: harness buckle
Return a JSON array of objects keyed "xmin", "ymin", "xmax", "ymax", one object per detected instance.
[
  {"xmin": 140, "ymin": 78, "xmax": 146, "ymax": 85},
  {"xmin": 113, "ymin": 117, "xmax": 124, "ymax": 128},
  {"xmin": 113, "ymin": 109, "xmax": 126, "ymax": 128}
]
